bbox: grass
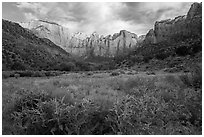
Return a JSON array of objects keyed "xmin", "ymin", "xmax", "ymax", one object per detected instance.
[
  {"xmin": 2, "ymin": 70, "xmax": 66, "ymax": 79},
  {"xmin": 2, "ymin": 70, "xmax": 202, "ymax": 135}
]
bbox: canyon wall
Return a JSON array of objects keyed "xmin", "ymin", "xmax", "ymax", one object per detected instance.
[
  {"xmin": 20, "ymin": 20, "xmax": 71, "ymax": 50},
  {"xmin": 20, "ymin": 3, "xmax": 201, "ymax": 57},
  {"xmin": 144, "ymin": 2, "xmax": 202, "ymax": 44},
  {"xmin": 20, "ymin": 21, "xmax": 140, "ymax": 57}
]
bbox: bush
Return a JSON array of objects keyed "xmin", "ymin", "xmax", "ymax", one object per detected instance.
[
  {"xmin": 18, "ymin": 70, "xmax": 33, "ymax": 77},
  {"xmin": 110, "ymin": 71, "xmax": 120, "ymax": 76},
  {"xmin": 2, "ymin": 71, "xmax": 11, "ymax": 79},
  {"xmin": 57, "ymin": 62, "xmax": 76, "ymax": 71},
  {"xmin": 179, "ymin": 64, "xmax": 202, "ymax": 89},
  {"xmin": 190, "ymin": 64, "xmax": 202, "ymax": 89},
  {"xmin": 86, "ymin": 72, "xmax": 93, "ymax": 76},
  {"xmin": 146, "ymin": 71, "xmax": 156, "ymax": 75},
  {"xmin": 75, "ymin": 61, "xmax": 90, "ymax": 71},
  {"xmin": 14, "ymin": 73, "xmax": 20, "ymax": 78},
  {"xmin": 163, "ymin": 67, "xmax": 181, "ymax": 73},
  {"xmin": 30, "ymin": 71, "xmax": 44, "ymax": 77},
  {"xmin": 11, "ymin": 62, "xmax": 26, "ymax": 70},
  {"xmin": 9, "ymin": 90, "xmax": 117, "ymax": 135}
]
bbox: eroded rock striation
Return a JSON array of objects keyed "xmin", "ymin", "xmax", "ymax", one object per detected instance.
[
  {"xmin": 20, "ymin": 20, "xmax": 71, "ymax": 51},
  {"xmin": 20, "ymin": 20, "xmax": 141, "ymax": 57},
  {"xmin": 144, "ymin": 2, "xmax": 202, "ymax": 44},
  {"xmin": 83, "ymin": 30, "xmax": 139, "ymax": 57}
]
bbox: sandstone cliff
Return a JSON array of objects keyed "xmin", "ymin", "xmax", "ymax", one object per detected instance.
[
  {"xmin": 83, "ymin": 30, "xmax": 139, "ymax": 57},
  {"xmin": 2, "ymin": 19, "xmax": 71, "ymax": 71},
  {"xmin": 20, "ymin": 20, "xmax": 71, "ymax": 51},
  {"xmin": 20, "ymin": 20, "xmax": 140, "ymax": 57},
  {"xmin": 144, "ymin": 2, "xmax": 202, "ymax": 44}
]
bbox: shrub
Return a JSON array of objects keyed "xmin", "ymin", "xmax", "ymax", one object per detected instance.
[
  {"xmin": 110, "ymin": 71, "xmax": 120, "ymax": 76},
  {"xmin": 86, "ymin": 72, "xmax": 94, "ymax": 76},
  {"xmin": 190, "ymin": 64, "xmax": 202, "ymax": 89},
  {"xmin": 179, "ymin": 64, "xmax": 202, "ymax": 89},
  {"xmin": 14, "ymin": 73, "xmax": 20, "ymax": 78},
  {"xmin": 163, "ymin": 67, "xmax": 181, "ymax": 73},
  {"xmin": 75, "ymin": 61, "xmax": 90, "ymax": 71},
  {"xmin": 130, "ymin": 55, "xmax": 144, "ymax": 63},
  {"xmin": 9, "ymin": 90, "xmax": 117, "ymax": 135},
  {"xmin": 146, "ymin": 71, "xmax": 156, "ymax": 75},
  {"xmin": 11, "ymin": 62, "xmax": 26, "ymax": 70},
  {"xmin": 18, "ymin": 70, "xmax": 33, "ymax": 77},
  {"xmin": 31, "ymin": 71, "xmax": 46, "ymax": 77},
  {"xmin": 2, "ymin": 71, "xmax": 11, "ymax": 79},
  {"xmin": 57, "ymin": 62, "xmax": 76, "ymax": 71},
  {"xmin": 53, "ymin": 80, "xmax": 60, "ymax": 86}
]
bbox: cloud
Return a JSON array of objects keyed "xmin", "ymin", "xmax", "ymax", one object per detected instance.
[
  {"xmin": 24, "ymin": 12, "xmax": 37, "ymax": 20},
  {"xmin": 119, "ymin": 2, "xmax": 192, "ymax": 22},
  {"xmin": 14, "ymin": 2, "xmax": 193, "ymax": 36}
]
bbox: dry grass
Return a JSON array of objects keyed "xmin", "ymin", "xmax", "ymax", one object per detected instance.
[{"xmin": 2, "ymin": 71, "xmax": 202, "ymax": 135}]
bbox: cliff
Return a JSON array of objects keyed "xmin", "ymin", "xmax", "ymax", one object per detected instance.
[
  {"xmin": 83, "ymin": 30, "xmax": 139, "ymax": 57},
  {"xmin": 144, "ymin": 2, "xmax": 202, "ymax": 44},
  {"xmin": 2, "ymin": 19, "xmax": 71, "ymax": 71},
  {"xmin": 20, "ymin": 20, "xmax": 71, "ymax": 50},
  {"xmin": 20, "ymin": 20, "xmax": 141, "ymax": 57}
]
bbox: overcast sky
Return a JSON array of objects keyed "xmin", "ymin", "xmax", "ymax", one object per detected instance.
[{"xmin": 2, "ymin": 2, "xmax": 193, "ymax": 36}]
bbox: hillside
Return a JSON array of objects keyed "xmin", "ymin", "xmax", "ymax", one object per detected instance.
[
  {"xmin": 114, "ymin": 2, "xmax": 202, "ymax": 72},
  {"xmin": 2, "ymin": 2, "xmax": 202, "ymax": 72},
  {"xmin": 2, "ymin": 19, "xmax": 73, "ymax": 71}
]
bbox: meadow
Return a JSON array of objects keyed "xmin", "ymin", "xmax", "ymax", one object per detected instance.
[{"xmin": 2, "ymin": 68, "xmax": 202, "ymax": 135}]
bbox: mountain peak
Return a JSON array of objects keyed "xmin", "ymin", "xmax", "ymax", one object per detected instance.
[{"xmin": 38, "ymin": 19, "xmax": 60, "ymax": 26}]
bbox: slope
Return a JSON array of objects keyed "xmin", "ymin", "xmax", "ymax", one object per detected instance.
[{"xmin": 2, "ymin": 19, "xmax": 72, "ymax": 71}]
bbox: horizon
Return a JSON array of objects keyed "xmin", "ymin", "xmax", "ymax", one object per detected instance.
[{"xmin": 3, "ymin": 2, "xmax": 193, "ymax": 36}]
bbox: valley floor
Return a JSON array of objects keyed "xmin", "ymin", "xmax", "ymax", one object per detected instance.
[{"xmin": 2, "ymin": 70, "xmax": 202, "ymax": 135}]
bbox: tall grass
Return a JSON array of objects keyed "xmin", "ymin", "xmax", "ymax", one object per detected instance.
[
  {"xmin": 179, "ymin": 64, "xmax": 202, "ymax": 89},
  {"xmin": 2, "ymin": 70, "xmax": 202, "ymax": 135}
]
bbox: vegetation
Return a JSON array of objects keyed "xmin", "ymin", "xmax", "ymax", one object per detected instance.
[
  {"xmin": 2, "ymin": 71, "xmax": 66, "ymax": 78},
  {"xmin": 2, "ymin": 66, "xmax": 202, "ymax": 135},
  {"xmin": 114, "ymin": 37, "xmax": 202, "ymax": 71},
  {"xmin": 2, "ymin": 13, "xmax": 202, "ymax": 135}
]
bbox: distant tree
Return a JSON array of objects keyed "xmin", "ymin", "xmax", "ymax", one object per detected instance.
[
  {"xmin": 11, "ymin": 62, "xmax": 26, "ymax": 70},
  {"xmin": 57, "ymin": 62, "xmax": 76, "ymax": 71}
]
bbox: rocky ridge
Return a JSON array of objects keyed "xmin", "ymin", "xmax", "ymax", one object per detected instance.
[
  {"xmin": 20, "ymin": 21, "xmax": 141, "ymax": 57},
  {"xmin": 20, "ymin": 20, "xmax": 71, "ymax": 50},
  {"xmin": 144, "ymin": 2, "xmax": 202, "ymax": 44},
  {"xmin": 19, "ymin": 2, "xmax": 202, "ymax": 58},
  {"xmin": 2, "ymin": 19, "xmax": 72, "ymax": 71}
]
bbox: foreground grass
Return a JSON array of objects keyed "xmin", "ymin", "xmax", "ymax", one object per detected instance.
[{"xmin": 2, "ymin": 70, "xmax": 202, "ymax": 135}]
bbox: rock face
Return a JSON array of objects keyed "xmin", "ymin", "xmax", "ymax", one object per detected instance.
[
  {"xmin": 144, "ymin": 29, "xmax": 157, "ymax": 44},
  {"xmin": 20, "ymin": 20, "xmax": 141, "ymax": 57},
  {"xmin": 20, "ymin": 20, "xmax": 71, "ymax": 51},
  {"xmin": 144, "ymin": 2, "xmax": 202, "ymax": 44},
  {"xmin": 83, "ymin": 30, "xmax": 139, "ymax": 57},
  {"xmin": 2, "ymin": 19, "xmax": 71, "ymax": 71},
  {"xmin": 137, "ymin": 35, "xmax": 146, "ymax": 43}
]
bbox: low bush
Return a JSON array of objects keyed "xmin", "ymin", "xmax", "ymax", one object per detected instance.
[
  {"xmin": 163, "ymin": 67, "xmax": 182, "ymax": 73},
  {"xmin": 179, "ymin": 64, "xmax": 202, "ymax": 89},
  {"xmin": 86, "ymin": 72, "xmax": 94, "ymax": 76},
  {"xmin": 8, "ymin": 90, "xmax": 118, "ymax": 135},
  {"xmin": 2, "ymin": 71, "xmax": 11, "ymax": 79},
  {"xmin": 14, "ymin": 73, "xmax": 20, "ymax": 78},
  {"xmin": 56, "ymin": 62, "xmax": 76, "ymax": 71},
  {"xmin": 110, "ymin": 71, "xmax": 120, "ymax": 76},
  {"xmin": 146, "ymin": 71, "xmax": 156, "ymax": 75},
  {"xmin": 2, "ymin": 71, "xmax": 65, "ymax": 78}
]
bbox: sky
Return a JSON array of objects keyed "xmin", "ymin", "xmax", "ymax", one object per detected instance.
[{"xmin": 2, "ymin": 2, "xmax": 193, "ymax": 36}]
